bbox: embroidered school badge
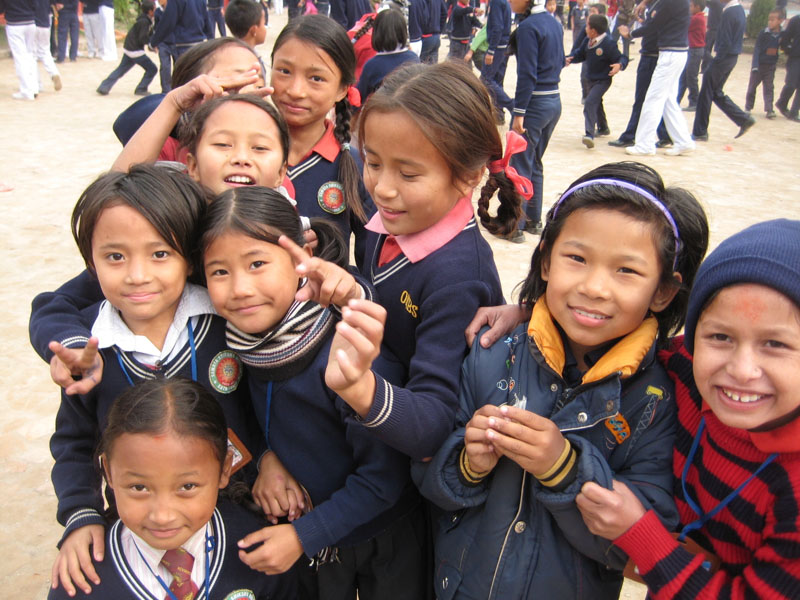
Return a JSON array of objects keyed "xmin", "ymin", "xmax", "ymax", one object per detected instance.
[
  {"xmin": 605, "ymin": 415, "xmax": 631, "ymax": 444},
  {"xmin": 224, "ymin": 591, "xmax": 256, "ymax": 600},
  {"xmin": 209, "ymin": 350, "xmax": 242, "ymax": 393},
  {"xmin": 596, "ymin": 47, "xmax": 603, "ymax": 56},
  {"xmin": 317, "ymin": 181, "xmax": 346, "ymax": 214}
]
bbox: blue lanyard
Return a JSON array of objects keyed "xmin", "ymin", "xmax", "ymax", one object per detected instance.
[
  {"xmin": 679, "ymin": 416, "xmax": 777, "ymax": 542},
  {"xmin": 264, "ymin": 381, "xmax": 273, "ymax": 449},
  {"xmin": 116, "ymin": 319, "xmax": 197, "ymax": 386},
  {"xmin": 132, "ymin": 525, "xmax": 215, "ymax": 600}
]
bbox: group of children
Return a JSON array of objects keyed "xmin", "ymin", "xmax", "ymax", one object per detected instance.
[{"xmin": 19, "ymin": 5, "xmax": 800, "ymax": 600}]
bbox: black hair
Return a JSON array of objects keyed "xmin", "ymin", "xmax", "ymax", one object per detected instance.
[
  {"xmin": 517, "ymin": 161, "xmax": 709, "ymax": 345},
  {"xmin": 508, "ymin": 0, "xmax": 533, "ymax": 55},
  {"xmin": 72, "ymin": 164, "xmax": 207, "ymax": 272},
  {"xmin": 352, "ymin": 14, "xmax": 376, "ymax": 42},
  {"xmin": 225, "ymin": 0, "xmax": 264, "ymax": 39},
  {"xmin": 691, "ymin": 0, "xmax": 706, "ymax": 10},
  {"xmin": 372, "ymin": 9, "xmax": 408, "ymax": 52},
  {"xmin": 100, "ymin": 378, "xmax": 228, "ymax": 468},
  {"xmin": 178, "ymin": 94, "xmax": 290, "ymax": 166},
  {"xmin": 587, "ymin": 13, "xmax": 608, "ymax": 34},
  {"xmin": 200, "ymin": 186, "xmax": 349, "ymax": 273},
  {"xmin": 172, "ymin": 37, "xmax": 260, "ymax": 88},
  {"xmin": 590, "ymin": 2, "xmax": 607, "ymax": 14},
  {"xmin": 272, "ymin": 15, "xmax": 366, "ymax": 222},
  {"xmin": 140, "ymin": 0, "xmax": 155, "ymax": 14},
  {"xmin": 359, "ymin": 61, "xmax": 521, "ymax": 235}
]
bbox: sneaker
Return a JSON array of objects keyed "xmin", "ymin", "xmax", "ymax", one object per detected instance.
[
  {"xmin": 776, "ymin": 102, "xmax": 789, "ymax": 118},
  {"xmin": 524, "ymin": 221, "xmax": 543, "ymax": 235},
  {"xmin": 52, "ymin": 74, "xmax": 62, "ymax": 91},
  {"xmin": 96, "ymin": 87, "xmax": 109, "ymax": 95},
  {"xmin": 692, "ymin": 133, "xmax": 709, "ymax": 142},
  {"xmin": 596, "ymin": 128, "xmax": 611, "ymax": 137},
  {"xmin": 11, "ymin": 92, "xmax": 35, "ymax": 100},
  {"xmin": 734, "ymin": 115, "xmax": 756, "ymax": 139},
  {"xmin": 682, "ymin": 104, "xmax": 697, "ymax": 112},
  {"xmin": 608, "ymin": 138, "xmax": 634, "ymax": 148},
  {"xmin": 625, "ymin": 146, "xmax": 655, "ymax": 156},
  {"xmin": 582, "ymin": 135, "xmax": 595, "ymax": 149},
  {"xmin": 507, "ymin": 230, "xmax": 526, "ymax": 244},
  {"xmin": 766, "ymin": 111, "xmax": 777, "ymax": 120},
  {"xmin": 665, "ymin": 143, "xmax": 695, "ymax": 156},
  {"xmin": 134, "ymin": 89, "xmax": 151, "ymax": 97}
]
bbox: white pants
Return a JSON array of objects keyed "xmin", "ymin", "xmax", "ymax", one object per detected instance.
[
  {"xmin": 634, "ymin": 50, "xmax": 693, "ymax": 151},
  {"xmin": 275, "ymin": 0, "xmax": 284, "ymax": 14},
  {"xmin": 409, "ymin": 40, "xmax": 422, "ymax": 56},
  {"xmin": 35, "ymin": 27, "xmax": 60, "ymax": 80},
  {"xmin": 7, "ymin": 23, "xmax": 38, "ymax": 98},
  {"xmin": 84, "ymin": 12, "xmax": 104, "ymax": 57},
  {"xmin": 99, "ymin": 5, "xmax": 118, "ymax": 61}
]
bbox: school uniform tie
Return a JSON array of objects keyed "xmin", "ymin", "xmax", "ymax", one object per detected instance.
[
  {"xmin": 378, "ymin": 235, "xmax": 403, "ymax": 266},
  {"xmin": 160, "ymin": 547, "xmax": 198, "ymax": 600}
]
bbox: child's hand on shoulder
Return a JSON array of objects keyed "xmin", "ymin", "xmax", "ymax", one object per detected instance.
[
  {"xmin": 325, "ymin": 299, "xmax": 385, "ymax": 417},
  {"xmin": 252, "ymin": 451, "xmax": 307, "ymax": 524},
  {"xmin": 484, "ymin": 405, "xmax": 566, "ymax": 477},
  {"xmin": 464, "ymin": 404, "xmax": 505, "ymax": 474},
  {"xmin": 166, "ymin": 70, "xmax": 272, "ymax": 114},
  {"xmin": 238, "ymin": 524, "xmax": 304, "ymax": 575},
  {"xmin": 576, "ymin": 480, "xmax": 646, "ymax": 540},
  {"xmin": 279, "ymin": 235, "xmax": 361, "ymax": 308},
  {"xmin": 465, "ymin": 304, "xmax": 531, "ymax": 349},
  {"xmin": 48, "ymin": 337, "xmax": 104, "ymax": 396},
  {"xmin": 51, "ymin": 524, "xmax": 105, "ymax": 596}
]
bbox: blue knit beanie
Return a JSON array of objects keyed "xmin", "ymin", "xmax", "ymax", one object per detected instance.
[{"xmin": 684, "ymin": 219, "xmax": 800, "ymax": 354}]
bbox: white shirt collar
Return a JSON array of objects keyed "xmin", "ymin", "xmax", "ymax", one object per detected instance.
[
  {"xmin": 589, "ymin": 32, "xmax": 607, "ymax": 47},
  {"xmin": 91, "ymin": 283, "xmax": 215, "ymax": 364}
]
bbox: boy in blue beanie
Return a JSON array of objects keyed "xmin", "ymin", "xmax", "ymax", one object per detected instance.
[{"xmin": 577, "ymin": 219, "xmax": 800, "ymax": 599}]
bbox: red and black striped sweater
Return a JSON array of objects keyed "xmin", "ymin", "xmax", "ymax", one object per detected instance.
[{"xmin": 613, "ymin": 337, "xmax": 800, "ymax": 599}]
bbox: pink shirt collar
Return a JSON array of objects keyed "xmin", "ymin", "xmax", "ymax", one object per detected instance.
[{"xmin": 365, "ymin": 197, "xmax": 474, "ymax": 263}]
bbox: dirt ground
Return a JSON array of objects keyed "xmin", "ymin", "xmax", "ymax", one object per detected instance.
[{"xmin": 1, "ymin": 11, "xmax": 798, "ymax": 597}]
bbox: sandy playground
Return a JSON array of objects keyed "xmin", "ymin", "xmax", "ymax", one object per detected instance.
[{"xmin": 0, "ymin": 10, "xmax": 799, "ymax": 597}]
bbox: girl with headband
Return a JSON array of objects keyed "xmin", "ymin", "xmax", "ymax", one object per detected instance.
[{"xmin": 417, "ymin": 161, "xmax": 709, "ymax": 598}]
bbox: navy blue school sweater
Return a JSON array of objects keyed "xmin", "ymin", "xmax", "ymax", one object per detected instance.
[
  {"xmin": 246, "ymin": 332, "xmax": 419, "ymax": 558},
  {"xmin": 570, "ymin": 34, "xmax": 628, "ymax": 81},
  {"xmin": 706, "ymin": 0, "xmax": 722, "ymax": 33},
  {"xmin": 782, "ymin": 15, "xmax": 800, "ymax": 59},
  {"xmin": 450, "ymin": 2, "xmax": 480, "ymax": 41},
  {"xmin": 630, "ymin": 0, "xmax": 690, "ymax": 51},
  {"xmin": 82, "ymin": 0, "xmax": 100, "ymax": 14},
  {"xmin": 359, "ymin": 217, "xmax": 504, "ymax": 460},
  {"xmin": 0, "ymin": 0, "xmax": 35, "ymax": 24},
  {"xmin": 407, "ymin": 0, "xmax": 425, "ymax": 43},
  {"xmin": 422, "ymin": 0, "xmax": 448, "ymax": 35},
  {"xmin": 47, "ymin": 500, "xmax": 297, "ymax": 600},
  {"xmin": 752, "ymin": 28, "xmax": 781, "ymax": 68},
  {"xmin": 485, "ymin": 0, "xmax": 511, "ymax": 56},
  {"xmin": 330, "ymin": 0, "xmax": 371, "ymax": 29},
  {"xmin": 513, "ymin": 10, "xmax": 565, "ymax": 115},
  {"xmin": 149, "ymin": 0, "xmax": 210, "ymax": 47},
  {"xmin": 713, "ymin": 2, "xmax": 745, "ymax": 57},
  {"xmin": 356, "ymin": 50, "xmax": 420, "ymax": 100},
  {"xmin": 153, "ymin": 5, "xmax": 176, "ymax": 46},
  {"xmin": 34, "ymin": 0, "xmax": 53, "ymax": 27}
]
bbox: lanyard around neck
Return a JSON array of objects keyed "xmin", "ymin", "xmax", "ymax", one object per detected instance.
[
  {"xmin": 116, "ymin": 319, "xmax": 197, "ymax": 386},
  {"xmin": 679, "ymin": 416, "xmax": 777, "ymax": 542},
  {"xmin": 132, "ymin": 525, "xmax": 215, "ymax": 600}
]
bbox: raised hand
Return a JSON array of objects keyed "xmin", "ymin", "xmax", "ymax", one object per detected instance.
[{"xmin": 48, "ymin": 338, "xmax": 104, "ymax": 395}]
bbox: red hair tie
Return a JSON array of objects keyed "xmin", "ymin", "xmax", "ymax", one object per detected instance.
[
  {"xmin": 488, "ymin": 131, "xmax": 533, "ymax": 200},
  {"xmin": 347, "ymin": 86, "xmax": 362, "ymax": 107}
]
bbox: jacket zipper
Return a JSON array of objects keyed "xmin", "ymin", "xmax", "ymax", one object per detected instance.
[{"xmin": 488, "ymin": 471, "xmax": 527, "ymax": 598}]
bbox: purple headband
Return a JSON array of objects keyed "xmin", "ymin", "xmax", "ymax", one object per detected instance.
[{"xmin": 552, "ymin": 178, "xmax": 681, "ymax": 269}]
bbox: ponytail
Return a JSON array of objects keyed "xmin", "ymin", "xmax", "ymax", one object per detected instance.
[
  {"xmin": 333, "ymin": 100, "xmax": 367, "ymax": 223},
  {"xmin": 351, "ymin": 15, "xmax": 376, "ymax": 42},
  {"xmin": 477, "ymin": 171, "xmax": 523, "ymax": 237}
]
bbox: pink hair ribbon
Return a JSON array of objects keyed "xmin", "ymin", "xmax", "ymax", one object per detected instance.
[
  {"xmin": 488, "ymin": 131, "xmax": 533, "ymax": 200},
  {"xmin": 347, "ymin": 86, "xmax": 362, "ymax": 107}
]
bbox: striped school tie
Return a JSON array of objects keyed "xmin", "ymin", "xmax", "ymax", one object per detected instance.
[{"xmin": 160, "ymin": 547, "xmax": 198, "ymax": 600}]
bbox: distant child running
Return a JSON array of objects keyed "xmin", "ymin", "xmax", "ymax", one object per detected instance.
[
  {"xmin": 96, "ymin": 0, "xmax": 158, "ymax": 96},
  {"xmin": 745, "ymin": 9, "xmax": 782, "ymax": 119},
  {"xmin": 48, "ymin": 378, "xmax": 296, "ymax": 599},
  {"xmin": 566, "ymin": 13, "xmax": 627, "ymax": 148},
  {"xmin": 577, "ymin": 219, "xmax": 800, "ymax": 599},
  {"xmin": 420, "ymin": 161, "xmax": 709, "ymax": 599}
]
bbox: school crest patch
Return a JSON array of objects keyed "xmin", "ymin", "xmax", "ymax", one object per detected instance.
[
  {"xmin": 318, "ymin": 181, "xmax": 346, "ymax": 214},
  {"xmin": 209, "ymin": 350, "xmax": 242, "ymax": 393},
  {"xmin": 224, "ymin": 591, "xmax": 256, "ymax": 600},
  {"xmin": 596, "ymin": 47, "xmax": 603, "ymax": 56}
]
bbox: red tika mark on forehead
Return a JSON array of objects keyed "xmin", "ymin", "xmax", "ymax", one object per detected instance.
[{"xmin": 731, "ymin": 289, "xmax": 768, "ymax": 323}]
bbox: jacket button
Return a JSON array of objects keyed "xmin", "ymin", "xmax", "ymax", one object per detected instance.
[
  {"xmin": 606, "ymin": 400, "xmax": 614, "ymax": 412},
  {"xmin": 443, "ymin": 577, "xmax": 449, "ymax": 589},
  {"xmin": 514, "ymin": 521, "xmax": 526, "ymax": 533},
  {"xmin": 550, "ymin": 383, "xmax": 558, "ymax": 392},
  {"xmin": 577, "ymin": 412, "xmax": 588, "ymax": 423}
]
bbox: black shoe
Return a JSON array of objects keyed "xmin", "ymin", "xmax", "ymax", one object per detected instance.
[
  {"xmin": 683, "ymin": 104, "xmax": 697, "ymax": 112},
  {"xmin": 766, "ymin": 111, "xmax": 777, "ymax": 120},
  {"xmin": 524, "ymin": 221, "xmax": 543, "ymax": 235},
  {"xmin": 596, "ymin": 128, "xmax": 611, "ymax": 137},
  {"xmin": 692, "ymin": 133, "xmax": 708, "ymax": 142},
  {"xmin": 734, "ymin": 116, "xmax": 756, "ymax": 139},
  {"xmin": 507, "ymin": 230, "xmax": 526, "ymax": 244},
  {"xmin": 789, "ymin": 115, "xmax": 800, "ymax": 123},
  {"xmin": 96, "ymin": 87, "xmax": 109, "ymax": 95},
  {"xmin": 776, "ymin": 102, "xmax": 789, "ymax": 118},
  {"xmin": 655, "ymin": 139, "xmax": 673, "ymax": 148},
  {"xmin": 134, "ymin": 89, "xmax": 151, "ymax": 96},
  {"xmin": 608, "ymin": 138, "xmax": 634, "ymax": 148}
]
